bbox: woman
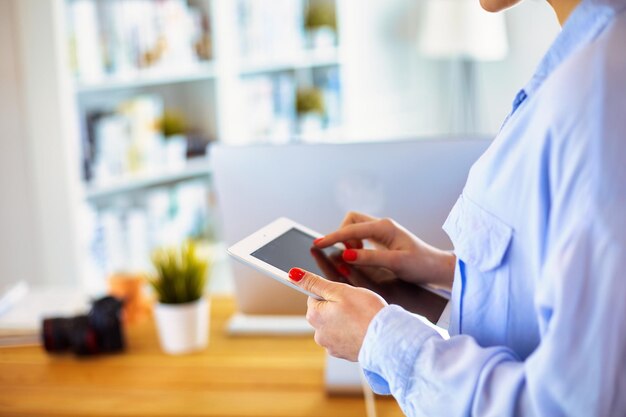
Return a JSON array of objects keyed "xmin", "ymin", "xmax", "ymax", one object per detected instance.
[{"xmin": 287, "ymin": 0, "xmax": 626, "ymax": 415}]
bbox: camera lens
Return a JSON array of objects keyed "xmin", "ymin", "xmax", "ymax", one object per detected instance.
[
  {"xmin": 42, "ymin": 315, "xmax": 99, "ymax": 355},
  {"xmin": 42, "ymin": 317, "xmax": 73, "ymax": 352},
  {"xmin": 41, "ymin": 296, "xmax": 125, "ymax": 356}
]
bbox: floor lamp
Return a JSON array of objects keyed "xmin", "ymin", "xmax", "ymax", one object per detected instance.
[{"xmin": 419, "ymin": 0, "xmax": 508, "ymax": 134}]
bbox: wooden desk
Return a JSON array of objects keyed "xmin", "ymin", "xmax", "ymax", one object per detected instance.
[{"xmin": 0, "ymin": 296, "xmax": 404, "ymax": 417}]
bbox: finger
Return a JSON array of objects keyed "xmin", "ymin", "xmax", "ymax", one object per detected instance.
[
  {"xmin": 315, "ymin": 221, "xmax": 376, "ymax": 248},
  {"xmin": 342, "ymin": 264, "xmax": 395, "ymax": 290},
  {"xmin": 314, "ymin": 212, "xmax": 377, "ymax": 249},
  {"xmin": 306, "ymin": 296, "xmax": 324, "ymax": 327},
  {"xmin": 309, "ymin": 248, "xmax": 347, "ymax": 283},
  {"xmin": 307, "ymin": 296, "xmax": 321, "ymax": 310},
  {"xmin": 343, "ymin": 240, "xmax": 363, "ymax": 250},
  {"xmin": 340, "ymin": 212, "xmax": 377, "ymax": 250},
  {"xmin": 314, "ymin": 236, "xmax": 362, "ymax": 249},
  {"xmin": 318, "ymin": 220, "xmax": 393, "ymax": 248},
  {"xmin": 339, "ymin": 211, "xmax": 379, "ymax": 228},
  {"xmin": 324, "ymin": 252, "xmax": 352, "ymax": 279},
  {"xmin": 341, "ymin": 248, "xmax": 403, "ymax": 271},
  {"xmin": 288, "ymin": 268, "xmax": 343, "ymax": 301}
]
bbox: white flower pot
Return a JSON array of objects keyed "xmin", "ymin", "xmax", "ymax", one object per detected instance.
[{"xmin": 154, "ymin": 297, "xmax": 209, "ymax": 355}]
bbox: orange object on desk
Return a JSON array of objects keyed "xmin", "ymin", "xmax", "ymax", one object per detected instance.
[{"xmin": 108, "ymin": 273, "xmax": 152, "ymax": 324}]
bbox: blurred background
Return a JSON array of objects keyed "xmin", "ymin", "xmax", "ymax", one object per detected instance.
[{"xmin": 0, "ymin": 0, "xmax": 559, "ymax": 294}]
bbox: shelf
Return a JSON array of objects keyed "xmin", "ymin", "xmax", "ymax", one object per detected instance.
[
  {"xmin": 84, "ymin": 158, "xmax": 211, "ymax": 201},
  {"xmin": 238, "ymin": 47, "xmax": 340, "ymax": 76},
  {"xmin": 75, "ymin": 62, "xmax": 218, "ymax": 94}
]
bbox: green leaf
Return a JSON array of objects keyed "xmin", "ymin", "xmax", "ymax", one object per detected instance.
[{"xmin": 150, "ymin": 241, "xmax": 212, "ymax": 304}]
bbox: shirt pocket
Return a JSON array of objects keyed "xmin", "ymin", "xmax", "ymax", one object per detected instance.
[
  {"xmin": 443, "ymin": 194, "xmax": 512, "ymax": 273},
  {"xmin": 443, "ymin": 194, "xmax": 513, "ymax": 342}
]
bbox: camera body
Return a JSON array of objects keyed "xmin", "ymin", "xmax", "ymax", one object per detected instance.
[{"xmin": 42, "ymin": 296, "xmax": 125, "ymax": 356}]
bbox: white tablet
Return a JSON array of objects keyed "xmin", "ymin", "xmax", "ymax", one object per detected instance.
[
  {"xmin": 228, "ymin": 217, "xmax": 449, "ymax": 324},
  {"xmin": 228, "ymin": 217, "xmax": 327, "ymax": 300}
]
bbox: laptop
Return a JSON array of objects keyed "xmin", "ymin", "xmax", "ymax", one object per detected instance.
[{"xmin": 211, "ymin": 137, "xmax": 491, "ymax": 316}]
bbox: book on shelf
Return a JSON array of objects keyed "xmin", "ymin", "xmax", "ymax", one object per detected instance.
[
  {"xmin": 239, "ymin": 65, "xmax": 342, "ymax": 143},
  {"xmin": 85, "ymin": 94, "xmax": 164, "ymax": 184},
  {"xmin": 83, "ymin": 94, "xmax": 212, "ymax": 186},
  {"xmin": 68, "ymin": 0, "xmax": 212, "ymax": 84},
  {"xmin": 237, "ymin": 0, "xmax": 307, "ymax": 64}
]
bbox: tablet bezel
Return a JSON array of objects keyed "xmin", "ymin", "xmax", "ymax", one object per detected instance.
[{"xmin": 227, "ymin": 217, "xmax": 330, "ymax": 300}]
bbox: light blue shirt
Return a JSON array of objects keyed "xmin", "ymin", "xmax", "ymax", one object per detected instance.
[{"xmin": 358, "ymin": 0, "xmax": 626, "ymax": 415}]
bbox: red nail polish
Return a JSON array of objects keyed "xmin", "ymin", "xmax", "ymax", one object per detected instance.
[
  {"xmin": 337, "ymin": 264, "xmax": 351, "ymax": 277},
  {"xmin": 313, "ymin": 237, "xmax": 324, "ymax": 246},
  {"xmin": 289, "ymin": 267, "xmax": 305, "ymax": 282},
  {"xmin": 342, "ymin": 249, "xmax": 358, "ymax": 262},
  {"xmin": 344, "ymin": 241, "xmax": 353, "ymax": 249}
]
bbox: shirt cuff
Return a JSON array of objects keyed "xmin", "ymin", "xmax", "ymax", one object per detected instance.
[{"xmin": 358, "ymin": 304, "xmax": 442, "ymax": 397}]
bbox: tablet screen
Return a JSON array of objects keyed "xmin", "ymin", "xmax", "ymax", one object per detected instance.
[
  {"xmin": 251, "ymin": 228, "xmax": 340, "ymax": 277},
  {"xmin": 251, "ymin": 227, "xmax": 448, "ymax": 323}
]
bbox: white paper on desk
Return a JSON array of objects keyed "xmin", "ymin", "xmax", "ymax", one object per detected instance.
[
  {"xmin": 0, "ymin": 286, "xmax": 88, "ymax": 332},
  {"xmin": 0, "ymin": 281, "xmax": 28, "ymax": 317}
]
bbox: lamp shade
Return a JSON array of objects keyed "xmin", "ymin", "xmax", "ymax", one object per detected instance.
[{"xmin": 419, "ymin": 0, "xmax": 508, "ymax": 61}]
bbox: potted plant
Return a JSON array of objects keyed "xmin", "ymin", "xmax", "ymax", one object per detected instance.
[
  {"xmin": 304, "ymin": 0, "xmax": 337, "ymax": 49},
  {"xmin": 150, "ymin": 241, "xmax": 210, "ymax": 355},
  {"xmin": 296, "ymin": 87, "xmax": 326, "ymax": 134},
  {"xmin": 158, "ymin": 110, "xmax": 188, "ymax": 170}
]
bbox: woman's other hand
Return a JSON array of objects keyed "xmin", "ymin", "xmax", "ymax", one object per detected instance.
[
  {"xmin": 288, "ymin": 267, "xmax": 387, "ymax": 361},
  {"xmin": 314, "ymin": 211, "xmax": 455, "ymax": 290}
]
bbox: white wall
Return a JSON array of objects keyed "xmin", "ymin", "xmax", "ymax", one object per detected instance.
[
  {"xmin": 0, "ymin": 0, "xmax": 81, "ymax": 286},
  {"xmin": 339, "ymin": 0, "xmax": 560, "ymax": 139},
  {"xmin": 478, "ymin": 0, "xmax": 560, "ymax": 132},
  {"xmin": 340, "ymin": 0, "xmax": 446, "ymax": 139},
  {"xmin": 0, "ymin": 0, "xmax": 43, "ymax": 286}
]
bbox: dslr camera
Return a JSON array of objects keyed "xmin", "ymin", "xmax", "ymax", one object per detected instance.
[{"xmin": 42, "ymin": 296, "xmax": 125, "ymax": 356}]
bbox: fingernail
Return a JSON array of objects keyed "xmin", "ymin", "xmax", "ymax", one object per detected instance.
[
  {"xmin": 342, "ymin": 249, "xmax": 358, "ymax": 262},
  {"xmin": 289, "ymin": 267, "xmax": 305, "ymax": 282},
  {"xmin": 337, "ymin": 264, "xmax": 351, "ymax": 277},
  {"xmin": 344, "ymin": 241, "xmax": 353, "ymax": 249},
  {"xmin": 313, "ymin": 237, "xmax": 324, "ymax": 246}
]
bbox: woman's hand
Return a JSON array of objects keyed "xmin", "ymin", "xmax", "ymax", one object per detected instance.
[
  {"xmin": 314, "ymin": 211, "xmax": 456, "ymax": 290},
  {"xmin": 288, "ymin": 267, "xmax": 387, "ymax": 361}
]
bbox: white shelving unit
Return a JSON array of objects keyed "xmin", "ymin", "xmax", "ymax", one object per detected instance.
[
  {"xmin": 75, "ymin": 62, "xmax": 219, "ymax": 94},
  {"xmin": 238, "ymin": 46, "xmax": 341, "ymax": 76},
  {"xmin": 84, "ymin": 158, "xmax": 212, "ymax": 201},
  {"xmin": 61, "ymin": 0, "xmax": 345, "ymax": 291}
]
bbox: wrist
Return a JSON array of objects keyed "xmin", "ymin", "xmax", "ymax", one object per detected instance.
[{"xmin": 423, "ymin": 247, "xmax": 456, "ymax": 290}]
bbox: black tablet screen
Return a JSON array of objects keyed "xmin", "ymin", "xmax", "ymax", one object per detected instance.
[{"xmin": 251, "ymin": 228, "xmax": 339, "ymax": 276}]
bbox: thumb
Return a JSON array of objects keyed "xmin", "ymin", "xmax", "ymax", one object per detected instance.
[{"xmin": 288, "ymin": 267, "xmax": 341, "ymax": 301}]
